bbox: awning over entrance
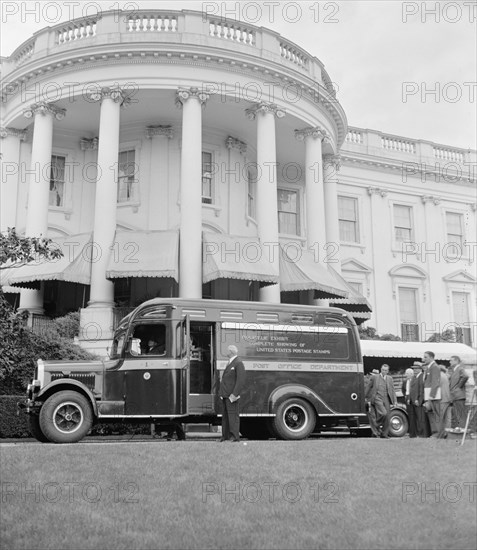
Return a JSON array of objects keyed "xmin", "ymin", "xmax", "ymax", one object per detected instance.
[
  {"xmin": 0, "ymin": 266, "xmax": 21, "ymax": 293},
  {"xmin": 202, "ymin": 233, "xmax": 279, "ymax": 286},
  {"xmin": 106, "ymin": 230, "xmax": 179, "ymax": 281},
  {"xmin": 279, "ymin": 245, "xmax": 349, "ymax": 300},
  {"xmin": 327, "ymin": 266, "xmax": 372, "ymax": 316},
  {"xmin": 7, "ymin": 233, "xmax": 93, "ymax": 290},
  {"xmin": 360, "ymin": 340, "xmax": 476, "ymax": 364}
]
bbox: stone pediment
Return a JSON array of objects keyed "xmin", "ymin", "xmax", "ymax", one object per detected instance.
[
  {"xmin": 442, "ymin": 270, "xmax": 477, "ymax": 284},
  {"xmin": 341, "ymin": 258, "xmax": 372, "ymax": 273},
  {"xmin": 389, "ymin": 264, "xmax": 427, "ymax": 279}
]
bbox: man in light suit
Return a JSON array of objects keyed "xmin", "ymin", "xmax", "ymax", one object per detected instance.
[
  {"xmin": 218, "ymin": 345, "xmax": 246, "ymax": 442},
  {"xmin": 423, "ymin": 350, "xmax": 441, "ymax": 436},
  {"xmin": 448, "ymin": 355, "xmax": 469, "ymax": 431},
  {"xmin": 410, "ymin": 362, "xmax": 430, "ymax": 437},
  {"xmin": 369, "ymin": 364, "xmax": 397, "ymax": 438}
]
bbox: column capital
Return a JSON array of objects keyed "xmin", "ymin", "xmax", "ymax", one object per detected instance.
[
  {"xmin": 323, "ymin": 154, "xmax": 341, "ymax": 172},
  {"xmin": 145, "ymin": 125, "xmax": 174, "ymax": 139},
  {"xmin": 245, "ymin": 102, "xmax": 286, "ymax": 121},
  {"xmin": 0, "ymin": 126, "xmax": 27, "ymax": 140},
  {"xmin": 421, "ymin": 195, "xmax": 441, "ymax": 205},
  {"xmin": 225, "ymin": 136, "xmax": 247, "ymax": 155},
  {"xmin": 470, "ymin": 203, "xmax": 477, "ymax": 212},
  {"xmin": 294, "ymin": 126, "xmax": 327, "ymax": 141},
  {"xmin": 23, "ymin": 102, "xmax": 66, "ymax": 120},
  {"xmin": 87, "ymin": 86, "xmax": 130, "ymax": 106},
  {"xmin": 175, "ymin": 87, "xmax": 210, "ymax": 108},
  {"xmin": 367, "ymin": 186, "xmax": 388, "ymax": 197},
  {"xmin": 80, "ymin": 137, "xmax": 99, "ymax": 150}
]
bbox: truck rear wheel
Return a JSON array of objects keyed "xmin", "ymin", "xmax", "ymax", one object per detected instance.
[
  {"xmin": 28, "ymin": 414, "xmax": 50, "ymax": 443},
  {"xmin": 271, "ymin": 398, "xmax": 316, "ymax": 440},
  {"xmin": 388, "ymin": 409, "xmax": 408, "ymax": 438},
  {"xmin": 39, "ymin": 391, "xmax": 93, "ymax": 443}
]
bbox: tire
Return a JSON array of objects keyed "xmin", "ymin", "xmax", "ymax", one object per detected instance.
[
  {"xmin": 271, "ymin": 398, "xmax": 316, "ymax": 440},
  {"xmin": 240, "ymin": 419, "xmax": 272, "ymax": 440},
  {"xmin": 388, "ymin": 408, "xmax": 408, "ymax": 438},
  {"xmin": 28, "ymin": 415, "xmax": 50, "ymax": 443},
  {"xmin": 39, "ymin": 391, "xmax": 93, "ymax": 443}
]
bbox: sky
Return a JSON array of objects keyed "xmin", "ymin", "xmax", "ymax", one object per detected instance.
[{"xmin": 1, "ymin": 0, "xmax": 476, "ymax": 149}]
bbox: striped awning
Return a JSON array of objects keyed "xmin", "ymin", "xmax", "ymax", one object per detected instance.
[
  {"xmin": 106, "ymin": 230, "xmax": 179, "ymax": 281},
  {"xmin": 0, "ymin": 266, "xmax": 21, "ymax": 293},
  {"xmin": 279, "ymin": 244, "xmax": 349, "ymax": 299},
  {"xmin": 202, "ymin": 233, "xmax": 279, "ymax": 286},
  {"xmin": 328, "ymin": 266, "xmax": 373, "ymax": 313},
  {"xmin": 7, "ymin": 233, "xmax": 93, "ymax": 290}
]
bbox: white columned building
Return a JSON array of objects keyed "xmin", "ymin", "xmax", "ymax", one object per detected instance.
[
  {"xmin": 0, "ymin": 127, "xmax": 26, "ymax": 232},
  {"xmin": 19, "ymin": 102, "xmax": 65, "ymax": 314},
  {"xmin": 323, "ymin": 154, "xmax": 342, "ymax": 272},
  {"xmin": 246, "ymin": 103, "xmax": 285, "ymax": 304},
  {"xmin": 177, "ymin": 88, "xmax": 209, "ymax": 299}
]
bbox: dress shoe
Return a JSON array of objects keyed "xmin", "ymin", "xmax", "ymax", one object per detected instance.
[
  {"xmin": 219, "ymin": 437, "xmax": 228, "ymax": 442},
  {"xmin": 229, "ymin": 438, "xmax": 240, "ymax": 442},
  {"xmin": 380, "ymin": 434, "xmax": 390, "ymax": 439}
]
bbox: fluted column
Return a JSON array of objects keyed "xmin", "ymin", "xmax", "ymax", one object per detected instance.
[
  {"xmin": 145, "ymin": 125, "xmax": 173, "ymax": 230},
  {"xmin": 19, "ymin": 103, "xmax": 66, "ymax": 314},
  {"xmin": 295, "ymin": 127, "xmax": 327, "ymax": 248},
  {"xmin": 0, "ymin": 127, "xmax": 26, "ymax": 231},
  {"xmin": 323, "ymin": 154, "xmax": 342, "ymax": 272},
  {"xmin": 176, "ymin": 88, "xmax": 209, "ymax": 298},
  {"xmin": 246, "ymin": 103, "xmax": 285, "ymax": 303},
  {"xmin": 87, "ymin": 88, "xmax": 124, "ymax": 307}
]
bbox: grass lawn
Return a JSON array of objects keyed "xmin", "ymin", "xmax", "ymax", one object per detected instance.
[{"xmin": 1, "ymin": 437, "xmax": 476, "ymax": 550}]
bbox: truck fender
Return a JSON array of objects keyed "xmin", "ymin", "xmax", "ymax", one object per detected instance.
[
  {"xmin": 268, "ymin": 384, "xmax": 337, "ymax": 416},
  {"xmin": 37, "ymin": 380, "xmax": 98, "ymax": 416}
]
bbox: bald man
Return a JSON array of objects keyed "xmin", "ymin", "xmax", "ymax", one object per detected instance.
[{"xmin": 219, "ymin": 345, "xmax": 246, "ymax": 442}]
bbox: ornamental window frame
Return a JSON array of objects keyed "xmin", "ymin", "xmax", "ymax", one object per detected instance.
[{"xmin": 117, "ymin": 141, "xmax": 141, "ymax": 206}]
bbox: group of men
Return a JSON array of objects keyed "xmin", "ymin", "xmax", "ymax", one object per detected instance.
[{"xmin": 365, "ymin": 351, "xmax": 470, "ymax": 439}]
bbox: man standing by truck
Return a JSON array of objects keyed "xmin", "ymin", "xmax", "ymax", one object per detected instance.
[
  {"xmin": 448, "ymin": 355, "xmax": 469, "ymax": 432},
  {"xmin": 368, "ymin": 364, "xmax": 397, "ymax": 438},
  {"xmin": 219, "ymin": 345, "xmax": 246, "ymax": 442},
  {"xmin": 423, "ymin": 351, "xmax": 441, "ymax": 436}
]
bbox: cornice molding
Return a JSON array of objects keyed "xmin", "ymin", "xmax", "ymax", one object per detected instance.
[
  {"xmin": 244, "ymin": 102, "xmax": 286, "ymax": 120},
  {"xmin": 145, "ymin": 125, "xmax": 173, "ymax": 139},
  {"xmin": 23, "ymin": 102, "xmax": 66, "ymax": 120},
  {"xmin": 0, "ymin": 126, "xmax": 27, "ymax": 140},
  {"xmin": 225, "ymin": 136, "xmax": 247, "ymax": 155},
  {"xmin": 294, "ymin": 126, "xmax": 327, "ymax": 141}
]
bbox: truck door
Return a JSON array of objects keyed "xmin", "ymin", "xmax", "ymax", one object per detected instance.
[{"xmin": 123, "ymin": 318, "xmax": 189, "ymax": 416}]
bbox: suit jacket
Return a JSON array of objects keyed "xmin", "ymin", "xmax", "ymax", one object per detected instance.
[
  {"xmin": 423, "ymin": 361, "xmax": 441, "ymax": 400},
  {"xmin": 369, "ymin": 374, "xmax": 397, "ymax": 405},
  {"xmin": 449, "ymin": 364, "xmax": 469, "ymax": 401},
  {"xmin": 409, "ymin": 373, "xmax": 424, "ymax": 405},
  {"xmin": 219, "ymin": 357, "xmax": 246, "ymax": 398}
]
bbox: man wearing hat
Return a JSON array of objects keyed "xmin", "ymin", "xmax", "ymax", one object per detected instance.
[
  {"xmin": 368, "ymin": 364, "xmax": 398, "ymax": 438},
  {"xmin": 364, "ymin": 369, "xmax": 380, "ymax": 437},
  {"xmin": 408, "ymin": 362, "xmax": 424, "ymax": 437}
]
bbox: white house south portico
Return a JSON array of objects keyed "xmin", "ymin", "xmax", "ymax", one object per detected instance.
[{"xmin": 1, "ymin": 9, "xmax": 475, "ymax": 353}]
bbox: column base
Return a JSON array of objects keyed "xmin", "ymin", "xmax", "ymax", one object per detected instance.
[
  {"xmin": 259, "ymin": 284, "xmax": 281, "ymax": 303},
  {"xmin": 79, "ymin": 306, "xmax": 115, "ymax": 356}
]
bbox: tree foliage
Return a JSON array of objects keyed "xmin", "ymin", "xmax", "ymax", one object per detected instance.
[
  {"xmin": 358, "ymin": 325, "xmax": 401, "ymax": 341},
  {"xmin": 0, "ymin": 227, "xmax": 63, "ymax": 270}
]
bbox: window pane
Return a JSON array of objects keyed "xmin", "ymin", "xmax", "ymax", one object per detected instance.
[
  {"xmin": 202, "ymin": 152, "xmax": 213, "ymax": 204},
  {"xmin": 338, "ymin": 197, "xmax": 357, "ymax": 221},
  {"xmin": 338, "ymin": 197, "xmax": 358, "ymax": 242},
  {"xmin": 49, "ymin": 155, "xmax": 66, "ymax": 207},
  {"xmin": 452, "ymin": 292, "xmax": 470, "ymax": 324},
  {"xmin": 117, "ymin": 150, "xmax": 137, "ymax": 203},
  {"xmin": 347, "ymin": 281, "xmax": 363, "ymax": 294},
  {"xmin": 399, "ymin": 288, "xmax": 418, "ymax": 323},
  {"xmin": 394, "ymin": 205, "xmax": 411, "ymax": 228},
  {"xmin": 278, "ymin": 190, "xmax": 299, "ymax": 234},
  {"xmin": 446, "ymin": 212, "xmax": 463, "ymax": 246}
]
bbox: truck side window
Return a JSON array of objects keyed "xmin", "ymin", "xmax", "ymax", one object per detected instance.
[{"xmin": 130, "ymin": 324, "xmax": 167, "ymax": 356}]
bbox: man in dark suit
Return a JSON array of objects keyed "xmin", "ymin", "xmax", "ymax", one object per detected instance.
[
  {"xmin": 448, "ymin": 355, "xmax": 469, "ymax": 431},
  {"xmin": 368, "ymin": 364, "xmax": 397, "ymax": 438},
  {"xmin": 423, "ymin": 350, "xmax": 441, "ymax": 436},
  {"xmin": 409, "ymin": 362, "xmax": 430, "ymax": 437},
  {"xmin": 219, "ymin": 345, "xmax": 246, "ymax": 442}
]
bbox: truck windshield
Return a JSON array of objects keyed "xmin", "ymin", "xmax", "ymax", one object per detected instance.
[{"xmin": 110, "ymin": 330, "xmax": 126, "ymax": 359}]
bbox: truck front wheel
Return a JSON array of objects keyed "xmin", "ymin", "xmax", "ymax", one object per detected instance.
[
  {"xmin": 28, "ymin": 414, "xmax": 50, "ymax": 443},
  {"xmin": 271, "ymin": 398, "xmax": 316, "ymax": 440},
  {"xmin": 39, "ymin": 391, "xmax": 93, "ymax": 443}
]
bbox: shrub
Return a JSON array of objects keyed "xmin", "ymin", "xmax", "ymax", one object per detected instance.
[
  {"xmin": 0, "ymin": 295, "xmax": 96, "ymax": 395},
  {"xmin": 0, "ymin": 396, "xmax": 30, "ymax": 438},
  {"xmin": 51, "ymin": 311, "xmax": 80, "ymax": 339}
]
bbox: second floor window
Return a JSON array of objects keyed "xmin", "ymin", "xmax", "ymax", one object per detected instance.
[
  {"xmin": 202, "ymin": 152, "xmax": 213, "ymax": 204},
  {"xmin": 446, "ymin": 212, "xmax": 464, "ymax": 247},
  {"xmin": 278, "ymin": 189, "xmax": 299, "ymax": 235},
  {"xmin": 338, "ymin": 196, "xmax": 359, "ymax": 242},
  {"xmin": 117, "ymin": 150, "xmax": 137, "ymax": 203},
  {"xmin": 394, "ymin": 204, "xmax": 413, "ymax": 243},
  {"xmin": 49, "ymin": 155, "xmax": 65, "ymax": 207}
]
